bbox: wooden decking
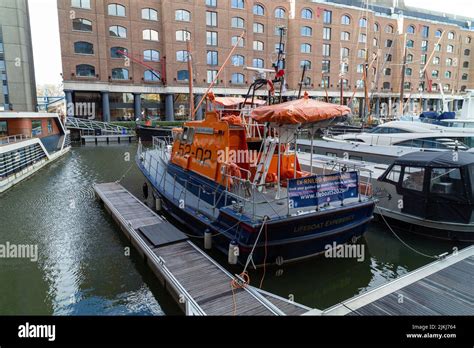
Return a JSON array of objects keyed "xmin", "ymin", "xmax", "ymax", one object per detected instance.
[
  {"xmin": 94, "ymin": 182, "xmax": 311, "ymax": 316},
  {"xmin": 305, "ymin": 245, "xmax": 474, "ymax": 316}
]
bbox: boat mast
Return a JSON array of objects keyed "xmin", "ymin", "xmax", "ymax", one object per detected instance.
[
  {"xmin": 363, "ymin": 0, "xmax": 370, "ymax": 121},
  {"xmin": 399, "ymin": 33, "xmax": 408, "ymax": 115},
  {"xmin": 186, "ymin": 35, "xmax": 195, "ymax": 120},
  {"xmin": 297, "ymin": 63, "xmax": 307, "ymax": 99}
]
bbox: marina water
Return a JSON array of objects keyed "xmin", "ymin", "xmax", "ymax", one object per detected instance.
[{"xmin": 0, "ymin": 144, "xmax": 460, "ymax": 315}]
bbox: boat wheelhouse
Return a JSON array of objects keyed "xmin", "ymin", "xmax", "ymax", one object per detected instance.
[
  {"xmin": 137, "ymin": 95, "xmax": 375, "ymax": 265},
  {"xmin": 0, "ymin": 112, "xmax": 71, "ymax": 193}
]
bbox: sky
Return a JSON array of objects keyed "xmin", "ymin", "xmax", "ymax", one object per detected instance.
[{"xmin": 28, "ymin": 0, "xmax": 474, "ymax": 86}]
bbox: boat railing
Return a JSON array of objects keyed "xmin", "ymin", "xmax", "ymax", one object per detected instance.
[
  {"xmin": 0, "ymin": 134, "xmax": 30, "ymax": 146},
  {"xmin": 367, "ymin": 136, "xmax": 469, "ymax": 150}
]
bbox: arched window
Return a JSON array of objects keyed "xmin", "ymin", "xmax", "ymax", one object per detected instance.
[
  {"xmin": 301, "ymin": 26, "xmax": 312, "ymax": 37},
  {"xmin": 301, "ymin": 8, "xmax": 313, "ymax": 19},
  {"xmin": 385, "ymin": 25, "xmax": 394, "ymax": 34},
  {"xmin": 253, "ymin": 40, "xmax": 264, "ymax": 51},
  {"xmin": 462, "ymin": 73, "xmax": 468, "ymax": 80},
  {"xmin": 76, "ymin": 64, "xmax": 95, "ymax": 77},
  {"xmin": 142, "ymin": 8, "xmax": 158, "ymax": 21},
  {"xmin": 359, "ymin": 17, "xmax": 367, "ymax": 28},
  {"xmin": 300, "ymin": 60, "xmax": 311, "ymax": 69},
  {"xmin": 357, "ymin": 64, "xmax": 364, "ymax": 73},
  {"xmin": 359, "ymin": 33, "xmax": 366, "ymax": 43},
  {"xmin": 108, "ymin": 4, "xmax": 126, "ymax": 16},
  {"xmin": 341, "ymin": 31, "xmax": 350, "ymax": 41},
  {"xmin": 253, "ymin": 23, "xmax": 264, "ymax": 33},
  {"xmin": 207, "ymin": 51, "xmax": 218, "ymax": 65},
  {"xmin": 253, "ymin": 58, "xmax": 264, "ymax": 68},
  {"xmin": 72, "ymin": 18, "xmax": 92, "ymax": 32},
  {"xmin": 445, "ymin": 71, "xmax": 452, "ymax": 78},
  {"xmin": 443, "ymin": 84, "xmax": 450, "ymax": 91},
  {"xmin": 466, "ymin": 37, "xmax": 472, "ymax": 44},
  {"xmin": 385, "ymin": 39, "xmax": 393, "ymax": 47},
  {"xmin": 231, "ymin": 73, "xmax": 245, "ymax": 84},
  {"xmin": 385, "ymin": 54, "xmax": 392, "ymax": 61},
  {"xmin": 232, "ymin": 36, "xmax": 244, "ymax": 47},
  {"xmin": 275, "ymin": 7, "xmax": 286, "ymax": 19},
  {"xmin": 374, "ymin": 22, "xmax": 379, "ymax": 32},
  {"xmin": 373, "ymin": 38, "xmax": 378, "ymax": 46},
  {"xmin": 341, "ymin": 15, "xmax": 351, "ymax": 25},
  {"xmin": 461, "ymin": 85, "xmax": 467, "ymax": 91},
  {"xmin": 463, "ymin": 61, "xmax": 469, "ymax": 68},
  {"xmin": 447, "ymin": 45, "xmax": 454, "ymax": 53},
  {"xmin": 176, "ymin": 30, "xmax": 190, "ymax": 41},
  {"xmin": 253, "ymin": 3, "xmax": 264, "ymax": 15},
  {"xmin": 407, "ymin": 54, "xmax": 413, "ymax": 62},
  {"xmin": 74, "ymin": 41, "xmax": 93, "ymax": 54},
  {"xmin": 432, "ymin": 70, "xmax": 439, "ymax": 78},
  {"xmin": 301, "ymin": 43, "xmax": 311, "ymax": 53},
  {"xmin": 433, "ymin": 56, "xmax": 440, "ymax": 64},
  {"xmin": 435, "ymin": 30, "xmax": 442, "ymax": 37},
  {"xmin": 448, "ymin": 32, "xmax": 455, "ymax": 40},
  {"xmin": 357, "ymin": 49, "xmax": 366, "ymax": 58},
  {"xmin": 177, "ymin": 70, "xmax": 189, "ymax": 81},
  {"xmin": 110, "ymin": 47, "xmax": 127, "ymax": 58},
  {"xmin": 303, "ymin": 77, "xmax": 311, "ymax": 87},
  {"xmin": 406, "ymin": 40, "xmax": 414, "ymax": 48},
  {"xmin": 407, "ymin": 25, "xmax": 415, "ymax": 34},
  {"xmin": 111, "ymin": 68, "xmax": 129, "ymax": 80},
  {"xmin": 432, "ymin": 83, "xmax": 438, "ymax": 91},
  {"xmin": 356, "ymin": 79, "xmax": 364, "ymax": 88},
  {"xmin": 143, "ymin": 29, "xmax": 159, "ymax": 41},
  {"xmin": 175, "ymin": 9, "xmax": 190, "ymax": 21},
  {"xmin": 383, "ymin": 82, "xmax": 391, "ymax": 90},
  {"xmin": 109, "ymin": 25, "xmax": 127, "ymax": 38},
  {"xmin": 143, "ymin": 49, "xmax": 159, "ymax": 62},
  {"xmin": 384, "ymin": 68, "xmax": 391, "ymax": 76},
  {"xmin": 231, "ymin": 17, "xmax": 245, "ymax": 28},
  {"xmin": 176, "ymin": 50, "xmax": 189, "ymax": 62},
  {"xmin": 342, "ymin": 79, "xmax": 349, "ymax": 89},
  {"xmin": 435, "ymin": 44, "xmax": 441, "ymax": 51},
  {"xmin": 144, "ymin": 70, "xmax": 159, "ymax": 81},
  {"xmin": 231, "ymin": 0, "xmax": 244, "ymax": 9},
  {"xmin": 404, "ymin": 82, "xmax": 411, "ymax": 90},
  {"xmin": 232, "ymin": 55, "xmax": 245, "ymax": 66},
  {"xmin": 340, "ymin": 47, "xmax": 349, "ymax": 57},
  {"xmin": 405, "ymin": 68, "xmax": 412, "ymax": 76},
  {"xmin": 465, "ymin": 49, "xmax": 471, "ymax": 56}
]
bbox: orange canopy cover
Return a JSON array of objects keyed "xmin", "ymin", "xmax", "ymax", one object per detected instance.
[
  {"xmin": 211, "ymin": 97, "xmax": 266, "ymax": 107},
  {"xmin": 251, "ymin": 94, "xmax": 351, "ymax": 125}
]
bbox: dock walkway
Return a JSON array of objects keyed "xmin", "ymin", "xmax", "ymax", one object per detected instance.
[
  {"xmin": 306, "ymin": 245, "xmax": 474, "ymax": 316},
  {"xmin": 94, "ymin": 182, "xmax": 310, "ymax": 316}
]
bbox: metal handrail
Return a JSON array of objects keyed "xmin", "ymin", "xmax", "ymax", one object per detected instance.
[
  {"xmin": 0, "ymin": 134, "xmax": 30, "ymax": 145},
  {"xmin": 66, "ymin": 117, "xmax": 136, "ymax": 136}
]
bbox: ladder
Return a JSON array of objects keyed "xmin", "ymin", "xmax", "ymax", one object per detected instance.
[{"xmin": 253, "ymin": 137, "xmax": 278, "ymax": 186}]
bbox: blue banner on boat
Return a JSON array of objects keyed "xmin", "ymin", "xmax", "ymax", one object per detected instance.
[{"xmin": 288, "ymin": 172, "xmax": 359, "ymax": 208}]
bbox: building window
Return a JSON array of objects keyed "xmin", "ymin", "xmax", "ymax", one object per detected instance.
[
  {"xmin": 76, "ymin": 64, "xmax": 95, "ymax": 77},
  {"xmin": 466, "ymin": 36, "xmax": 472, "ymax": 44},
  {"xmin": 405, "ymin": 68, "xmax": 412, "ymax": 76},
  {"xmin": 359, "ymin": 17, "xmax": 367, "ymax": 28},
  {"xmin": 445, "ymin": 71, "xmax": 452, "ymax": 78},
  {"xmin": 443, "ymin": 84, "xmax": 450, "ymax": 91},
  {"xmin": 206, "ymin": 0, "xmax": 217, "ymax": 6},
  {"xmin": 341, "ymin": 31, "xmax": 350, "ymax": 41},
  {"xmin": 322, "ymin": 60, "xmax": 330, "ymax": 73},
  {"xmin": 207, "ymin": 51, "xmax": 218, "ymax": 65},
  {"xmin": 434, "ymin": 44, "xmax": 441, "ymax": 52},
  {"xmin": 71, "ymin": 0, "xmax": 90, "ymax": 9},
  {"xmin": 143, "ymin": 49, "xmax": 159, "ymax": 62},
  {"xmin": 383, "ymin": 82, "xmax": 390, "ymax": 90},
  {"xmin": 373, "ymin": 38, "xmax": 378, "ymax": 46},
  {"xmin": 176, "ymin": 30, "xmax": 190, "ymax": 42},
  {"xmin": 323, "ymin": 44, "xmax": 331, "ymax": 57},
  {"xmin": 421, "ymin": 40, "xmax": 428, "ymax": 51},
  {"xmin": 323, "ymin": 10, "xmax": 332, "ymax": 24},
  {"xmin": 385, "ymin": 54, "xmax": 392, "ymax": 61},
  {"xmin": 253, "ymin": 40, "xmax": 264, "ymax": 51},
  {"xmin": 374, "ymin": 22, "xmax": 379, "ymax": 32},
  {"xmin": 358, "ymin": 49, "xmax": 366, "ymax": 58},
  {"xmin": 232, "ymin": 54, "xmax": 244, "ymax": 66},
  {"xmin": 207, "ymin": 31, "xmax": 218, "ymax": 46},
  {"xmin": 421, "ymin": 54, "xmax": 427, "ymax": 64},
  {"xmin": 385, "ymin": 25, "xmax": 394, "ymax": 34},
  {"xmin": 321, "ymin": 76, "xmax": 330, "ymax": 88},
  {"xmin": 207, "ymin": 70, "xmax": 217, "ymax": 83},
  {"xmin": 407, "ymin": 25, "xmax": 415, "ymax": 34},
  {"xmin": 448, "ymin": 32, "xmax": 455, "ymax": 40},
  {"xmin": 175, "ymin": 9, "xmax": 190, "ymax": 22},
  {"xmin": 74, "ymin": 41, "xmax": 93, "ymax": 54},
  {"xmin": 407, "ymin": 54, "xmax": 413, "ymax": 62},
  {"xmin": 359, "ymin": 33, "xmax": 366, "ymax": 43},
  {"xmin": 231, "ymin": 36, "xmax": 244, "ymax": 47},
  {"xmin": 433, "ymin": 56, "xmax": 440, "ymax": 65},
  {"xmin": 110, "ymin": 47, "xmax": 127, "ymax": 58},
  {"xmin": 462, "ymin": 73, "xmax": 468, "ymax": 80},
  {"xmin": 384, "ymin": 68, "xmax": 391, "ymax": 76},
  {"xmin": 142, "ymin": 8, "xmax": 158, "ymax": 21},
  {"xmin": 300, "ymin": 60, "xmax": 311, "ymax": 70},
  {"xmin": 386, "ymin": 39, "xmax": 393, "ymax": 48},
  {"xmin": 447, "ymin": 45, "xmax": 454, "ymax": 53},
  {"xmin": 421, "ymin": 25, "xmax": 429, "ymax": 38},
  {"xmin": 432, "ymin": 83, "xmax": 438, "ymax": 91},
  {"xmin": 253, "ymin": 4, "xmax": 264, "ymax": 15},
  {"xmin": 356, "ymin": 79, "xmax": 364, "ymax": 89},
  {"xmin": 275, "ymin": 7, "xmax": 286, "ymax": 19},
  {"xmin": 301, "ymin": 8, "xmax": 313, "ymax": 19},
  {"xmin": 176, "ymin": 50, "xmax": 189, "ymax": 62},
  {"xmin": 340, "ymin": 47, "xmax": 349, "ymax": 58},
  {"xmin": 357, "ymin": 64, "xmax": 364, "ymax": 73},
  {"xmin": 143, "ymin": 29, "xmax": 158, "ymax": 41},
  {"xmin": 404, "ymin": 82, "xmax": 411, "ymax": 90},
  {"xmin": 231, "ymin": 17, "xmax": 245, "ymax": 29},
  {"xmin": 465, "ymin": 49, "xmax": 471, "ymax": 56},
  {"xmin": 231, "ymin": 0, "xmax": 244, "ymax": 9},
  {"xmin": 206, "ymin": 11, "xmax": 217, "ymax": 26},
  {"xmin": 432, "ymin": 70, "xmax": 439, "ymax": 78},
  {"xmin": 406, "ymin": 40, "xmax": 414, "ymax": 48},
  {"xmin": 446, "ymin": 58, "xmax": 453, "ymax": 66},
  {"xmin": 108, "ymin": 4, "xmax": 126, "ymax": 17},
  {"xmin": 253, "ymin": 58, "xmax": 264, "ymax": 68},
  {"xmin": 177, "ymin": 70, "xmax": 189, "ymax": 81},
  {"xmin": 463, "ymin": 61, "xmax": 469, "ymax": 68},
  {"xmin": 109, "ymin": 26, "xmax": 127, "ymax": 38},
  {"xmin": 341, "ymin": 15, "xmax": 350, "ymax": 25},
  {"xmin": 253, "ymin": 23, "xmax": 264, "ymax": 33},
  {"xmin": 112, "ymin": 68, "xmax": 128, "ymax": 80},
  {"xmin": 72, "ymin": 18, "xmax": 92, "ymax": 32},
  {"xmin": 323, "ymin": 27, "xmax": 331, "ymax": 40},
  {"xmin": 435, "ymin": 29, "xmax": 442, "ymax": 38},
  {"xmin": 301, "ymin": 26, "xmax": 312, "ymax": 37},
  {"xmin": 303, "ymin": 77, "xmax": 311, "ymax": 87},
  {"xmin": 144, "ymin": 70, "xmax": 159, "ymax": 81},
  {"xmin": 231, "ymin": 73, "xmax": 244, "ymax": 84},
  {"xmin": 300, "ymin": 43, "xmax": 311, "ymax": 53}
]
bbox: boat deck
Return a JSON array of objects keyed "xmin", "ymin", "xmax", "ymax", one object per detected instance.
[
  {"xmin": 305, "ymin": 246, "xmax": 474, "ymax": 316},
  {"xmin": 94, "ymin": 182, "xmax": 311, "ymax": 315}
]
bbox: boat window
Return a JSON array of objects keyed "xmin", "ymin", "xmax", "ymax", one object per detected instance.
[
  {"xmin": 401, "ymin": 166, "xmax": 425, "ymax": 192},
  {"xmin": 349, "ymin": 155, "xmax": 362, "ymax": 161},
  {"xmin": 0, "ymin": 121, "xmax": 7, "ymax": 137},
  {"xmin": 32, "ymin": 120, "xmax": 42, "ymax": 137},
  {"xmin": 181, "ymin": 127, "xmax": 194, "ymax": 144},
  {"xmin": 430, "ymin": 168, "xmax": 463, "ymax": 196},
  {"xmin": 326, "ymin": 152, "xmax": 337, "ymax": 157},
  {"xmin": 384, "ymin": 165, "xmax": 402, "ymax": 184}
]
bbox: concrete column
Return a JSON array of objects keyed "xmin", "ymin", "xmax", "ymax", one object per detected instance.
[
  {"xmin": 133, "ymin": 93, "xmax": 142, "ymax": 120},
  {"xmin": 423, "ymin": 98, "xmax": 428, "ymax": 112},
  {"xmin": 65, "ymin": 90, "xmax": 74, "ymax": 117},
  {"xmin": 454, "ymin": 100, "xmax": 459, "ymax": 111},
  {"xmin": 358, "ymin": 98, "xmax": 364, "ymax": 118},
  {"xmin": 194, "ymin": 94, "xmax": 203, "ymax": 120},
  {"xmin": 101, "ymin": 91, "xmax": 110, "ymax": 123},
  {"xmin": 165, "ymin": 94, "xmax": 174, "ymax": 121},
  {"xmin": 388, "ymin": 98, "xmax": 393, "ymax": 118},
  {"xmin": 409, "ymin": 99, "xmax": 414, "ymax": 114},
  {"xmin": 436, "ymin": 99, "xmax": 442, "ymax": 112},
  {"xmin": 375, "ymin": 98, "xmax": 381, "ymax": 118}
]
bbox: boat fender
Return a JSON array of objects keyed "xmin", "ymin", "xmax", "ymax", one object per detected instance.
[
  {"xmin": 204, "ymin": 229, "xmax": 212, "ymax": 250},
  {"xmin": 142, "ymin": 183, "xmax": 149, "ymax": 200},
  {"xmin": 341, "ymin": 166, "xmax": 348, "ymax": 173},
  {"xmin": 155, "ymin": 197, "xmax": 162, "ymax": 211},
  {"xmin": 228, "ymin": 240, "xmax": 239, "ymax": 265}
]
